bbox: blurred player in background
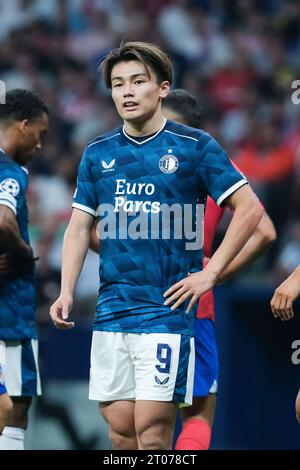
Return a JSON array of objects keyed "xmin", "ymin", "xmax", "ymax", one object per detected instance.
[
  {"xmin": 270, "ymin": 264, "xmax": 300, "ymax": 423},
  {"xmin": 0, "ymin": 89, "xmax": 48, "ymax": 450},
  {"xmin": 50, "ymin": 42, "xmax": 263, "ymax": 450},
  {"xmin": 162, "ymin": 89, "xmax": 276, "ymax": 450}
]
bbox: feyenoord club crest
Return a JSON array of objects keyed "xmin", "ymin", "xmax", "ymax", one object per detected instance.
[{"xmin": 159, "ymin": 149, "xmax": 179, "ymax": 174}]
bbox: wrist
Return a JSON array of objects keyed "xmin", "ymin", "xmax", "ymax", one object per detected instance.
[
  {"xmin": 60, "ymin": 289, "xmax": 74, "ymax": 298},
  {"xmin": 204, "ymin": 266, "xmax": 220, "ymax": 285},
  {"xmin": 12, "ymin": 242, "xmax": 31, "ymax": 256}
]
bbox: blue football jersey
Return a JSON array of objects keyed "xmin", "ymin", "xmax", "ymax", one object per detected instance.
[
  {"xmin": 73, "ymin": 120, "xmax": 247, "ymax": 336},
  {"xmin": 0, "ymin": 150, "xmax": 37, "ymax": 341}
]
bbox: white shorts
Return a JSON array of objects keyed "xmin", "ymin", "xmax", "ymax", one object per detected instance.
[
  {"xmin": 1, "ymin": 339, "xmax": 41, "ymax": 397},
  {"xmin": 89, "ymin": 331, "xmax": 195, "ymax": 405}
]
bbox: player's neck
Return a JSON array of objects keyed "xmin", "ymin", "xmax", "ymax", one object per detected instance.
[
  {"xmin": 0, "ymin": 130, "xmax": 16, "ymax": 160},
  {"xmin": 123, "ymin": 112, "xmax": 166, "ymax": 138}
]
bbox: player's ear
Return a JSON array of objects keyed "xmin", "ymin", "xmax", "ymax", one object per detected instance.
[
  {"xmin": 17, "ymin": 119, "xmax": 29, "ymax": 135},
  {"xmin": 159, "ymin": 81, "xmax": 170, "ymax": 99}
]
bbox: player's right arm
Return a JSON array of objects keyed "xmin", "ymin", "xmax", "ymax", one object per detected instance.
[
  {"xmin": 270, "ymin": 264, "xmax": 300, "ymax": 321},
  {"xmin": 51, "ymin": 144, "xmax": 98, "ymax": 328},
  {"xmin": 49, "ymin": 208, "xmax": 94, "ymax": 329},
  {"xmin": 0, "ymin": 205, "xmax": 31, "ymax": 255},
  {"xmin": 0, "ymin": 166, "xmax": 36, "ymax": 274},
  {"xmin": 89, "ymin": 220, "xmax": 100, "ymax": 253}
]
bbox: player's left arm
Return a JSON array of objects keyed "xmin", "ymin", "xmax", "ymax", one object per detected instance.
[
  {"xmin": 218, "ymin": 211, "xmax": 276, "ymax": 283},
  {"xmin": 270, "ymin": 264, "xmax": 300, "ymax": 321},
  {"xmin": 164, "ymin": 184, "xmax": 263, "ymax": 312}
]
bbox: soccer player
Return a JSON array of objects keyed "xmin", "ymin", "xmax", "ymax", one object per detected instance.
[
  {"xmin": 0, "ymin": 89, "xmax": 48, "ymax": 450},
  {"xmin": 270, "ymin": 264, "xmax": 300, "ymax": 423},
  {"xmin": 162, "ymin": 89, "xmax": 276, "ymax": 450},
  {"xmin": 49, "ymin": 42, "xmax": 263, "ymax": 450}
]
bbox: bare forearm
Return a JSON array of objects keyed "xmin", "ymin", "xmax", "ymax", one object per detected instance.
[
  {"xmin": 219, "ymin": 213, "xmax": 275, "ymax": 282},
  {"xmin": 218, "ymin": 232, "xmax": 265, "ymax": 282},
  {"xmin": 206, "ymin": 202, "xmax": 263, "ymax": 279},
  {"xmin": 61, "ymin": 227, "xmax": 90, "ymax": 295},
  {"xmin": 0, "ymin": 220, "xmax": 29, "ymax": 254},
  {"xmin": 287, "ymin": 265, "xmax": 300, "ymax": 297},
  {"xmin": 50, "ymin": 209, "xmax": 94, "ymax": 329}
]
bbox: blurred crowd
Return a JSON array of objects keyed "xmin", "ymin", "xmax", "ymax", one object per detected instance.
[{"xmin": 1, "ymin": 0, "xmax": 300, "ymax": 323}]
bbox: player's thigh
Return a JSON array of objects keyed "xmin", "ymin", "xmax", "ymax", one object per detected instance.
[
  {"xmin": 135, "ymin": 400, "xmax": 177, "ymax": 443},
  {"xmin": 100, "ymin": 400, "xmax": 136, "ymax": 438},
  {"xmin": 89, "ymin": 331, "xmax": 135, "ymax": 402},
  {"xmin": 0, "ymin": 392, "xmax": 13, "ymax": 429},
  {"xmin": 130, "ymin": 332, "xmax": 195, "ymax": 406},
  {"xmin": 296, "ymin": 389, "xmax": 300, "ymax": 423},
  {"xmin": 2, "ymin": 339, "xmax": 41, "ymax": 397},
  {"xmin": 6, "ymin": 396, "xmax": 32, "ymax": 428}
]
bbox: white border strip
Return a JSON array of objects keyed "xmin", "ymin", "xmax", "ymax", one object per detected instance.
[
  {"xmin": 164, "ymin": 130, "xmax": 198, "ymax": 142},
  {"xmin": 123, "ymin": 119, "xmax": 167, "ymax": 145},
  {"xmin": 0, "ymin": 191, "xmax": 17, "ymax": 206},
  {"xmin": 0, "ymin": 199, "xmax": 16, "ymax": 215},
  {"xmin": 217, "ymin": 179, "xmax": 248, "ymax": 206},
  {"xmin": 88, "ymin": 133, "xmax": 120, "ymax": 148},
  {"xmin": 72, "ymin": 202, "xmax": 97, "ymax": 217}
]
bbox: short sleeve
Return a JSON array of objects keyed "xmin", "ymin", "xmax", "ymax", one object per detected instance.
[
  {"xmin": 195, "ymin": 133, "xmax": 247, "ymax": 206},
  {"xmin": 0, "ymin": 167, "xmax": 25, "ymax": 216},
  {"xmin": 72, "ymin": 147, "xmax": 98, "ymax": 217}
]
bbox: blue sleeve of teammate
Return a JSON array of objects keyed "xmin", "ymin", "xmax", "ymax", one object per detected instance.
[
  {"xmin": 195, "ymin": 133, "xmax": 247, "ymax": 206},
  {"xmin": 72, "ymin": 147, "xmax": 98, "ymax": 217},
  {"xmin": 0, "ymin": 166, "xmax": 26, "ymax": 216}
]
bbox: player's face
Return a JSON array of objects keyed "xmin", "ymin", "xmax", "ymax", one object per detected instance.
[
  {"xmin": 16, "ymin": 113, "xmax": 48, "ymax": 165},
  {"xmin": 111, "ymin": 60, "xmax": 169, "ymax": 125},
  {"xmin": 162, "ymin": 107, "xmax": 187, "ymax": 125}
]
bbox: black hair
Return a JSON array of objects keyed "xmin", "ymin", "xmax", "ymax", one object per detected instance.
[
  {"xmin": 100, "ymin": 41, "xmax": 173, "ymax": 89},
  {"xmin": 0, "ymin": 89, "xmax": 49, "ymax": 122},
  {"xmin": 163, "ymin": 89, "xmax": 202, "ymax": 128}
]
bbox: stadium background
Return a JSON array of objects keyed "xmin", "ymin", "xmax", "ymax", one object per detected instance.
[{"xmin": 0, "ymin": 0, "xmax": 300, "ymax": 449}]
